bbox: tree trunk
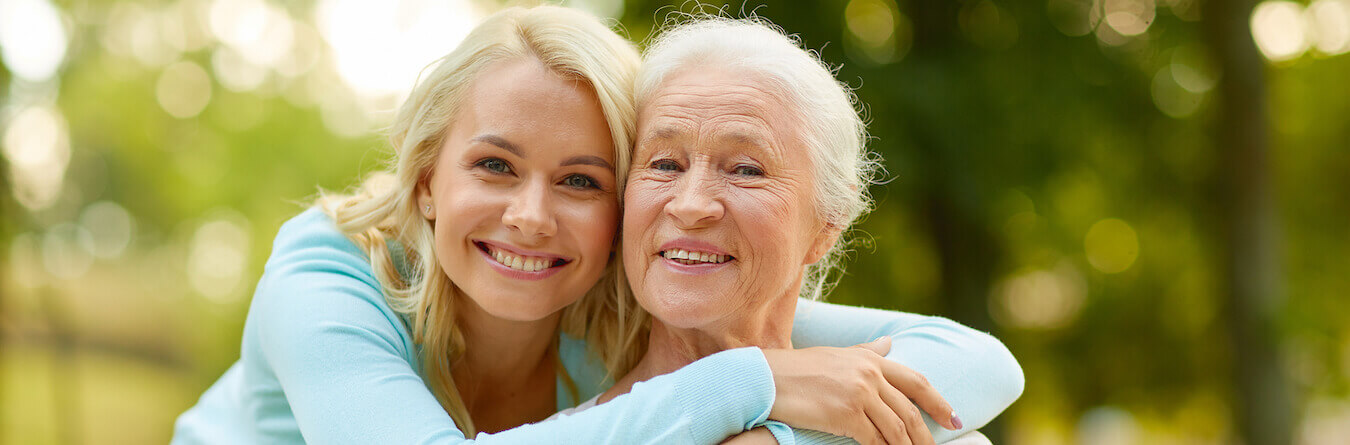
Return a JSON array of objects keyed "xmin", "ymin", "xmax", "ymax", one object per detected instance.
[{"xmin": 1202, "ymin": 1, "xmax": 1294, "ymax": 444}]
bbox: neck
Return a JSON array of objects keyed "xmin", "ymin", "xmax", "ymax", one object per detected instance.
[
  {"xmin": 451, "ymin": 289, "xmax": 561, "ymax": 406},
  {"xmin": 602, "ymin": 294, "xmax": 797, "ymax": 401}
]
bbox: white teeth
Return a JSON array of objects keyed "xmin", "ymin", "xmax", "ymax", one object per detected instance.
[
  {"xmin": 661, "ymin": 248, "xmax": 728, "ymax": 264},
  {"xmin": 485, "ymin": 244, "xmax": 557, "ymax": 272}
]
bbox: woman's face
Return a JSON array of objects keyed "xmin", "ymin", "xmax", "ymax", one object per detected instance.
[
  {"xmin": 419, "ymin": 57, "xmax": 619, "ymax": 322},
  {"xmin": 623, "ymin": 67, "xmax": 838, "ymax": 330}
]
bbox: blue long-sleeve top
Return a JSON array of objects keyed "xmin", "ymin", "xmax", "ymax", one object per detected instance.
[{"xmin": 172, "ymin": 208, "xmax": 1023, "ymax": 444}]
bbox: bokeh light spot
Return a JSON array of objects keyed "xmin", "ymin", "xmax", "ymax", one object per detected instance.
[
  {"xmin": 316, "ymin": 0, "xmax": 485, "ymax": 98},
  {"xmin": 1252, "ymin": 1, "xmax": 1311, "ymax": 61},
  {"xmin": 42, "ymin": 223, "xmax": 95, "ymax": 280},
  {"xmin": 157, "ymin": 61, "xmax": 214, "ymax": 118},
  {"xmin": 1170, "ymin": 44, "xmax": 1220, "ymax": 93},
  {"xmin": 187, "ymin": 214, "xmax": 251, "ymax": 303},
  {"xmin": 1085, "ymin": 218, "xmax": 1139, "ymax": 273},
  {"xmin": 80, "ymin": 201, "xmax": 136, "ymax": 260},
  {"xmin": 1152, "ymin": 65, "xmax": 1204, "ymax": 118},
  {"xmin": 844, "ymin": 0, "xmax": 909, "ymax": 64},
  {"xmin": 0, "ymin": 0, "xmax": 69, "ymax": 81},
  {"xmin": 1076, "ymin": 407, "xmax": 1140, "ymax": 445},
  {"xmin": 1103, "ymin": 0, "xmax": 1156, "ymax": 36},
  {"xmin": 991, "ymin": 262, "xmax": 1087, "ymax": 330},
  {"xmin": 1309, "ymin": 0, "xmax": 1350, "ymax": 55},
  {"xmin": 3, "ymin": 104, "xmax": 71, "ymax": 210}
]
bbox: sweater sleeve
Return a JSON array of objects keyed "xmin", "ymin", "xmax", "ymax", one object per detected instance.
[
  {"xmin": 785, "ymin": 298, "xmax": 1025, "ymax": 445},
  {"xmin": 481, "ymin": 347, "xmax": 775, "ymax": 444},
  {"xmin": 252, "ymin": 210, "xmax": 777, "ymax": 444}
]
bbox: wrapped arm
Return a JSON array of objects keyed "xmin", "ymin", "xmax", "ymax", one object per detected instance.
[
  {"xmin": 785, "ymin": 298, "xmax": 1025, "ymax": 444},
  {"xmin": 249, "ymin": 209, "xmax": 780, "ymax": 444}
]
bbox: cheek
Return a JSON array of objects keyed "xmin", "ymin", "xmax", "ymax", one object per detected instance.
[
  {"xmin": 576, "ymin": 201, "xmax": 620, "ymax": 254},
  {"xmin": 730, "ymin": 186, "xmax": 815, "ymax": 273},
  {"xmin": 621, "ymin": 181, "xmax": 667, "ymax": 244},
  {"xmin": 431, "ymin": 176, "xmax": 499, "ymax": 267}
]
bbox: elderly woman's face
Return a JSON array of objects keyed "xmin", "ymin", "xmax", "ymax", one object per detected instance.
[{"xmin": 623, "ymin": 67, "xmax": 836, "ymax": 329}]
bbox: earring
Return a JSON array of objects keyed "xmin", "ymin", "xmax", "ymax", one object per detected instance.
[{"xmin": 424, "ymin": 204, "xmax": 432, "ymax": 215}]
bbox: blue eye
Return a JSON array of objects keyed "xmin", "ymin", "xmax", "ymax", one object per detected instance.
[
  {"xmin": 563, "ymin": 174, "xmax": 600, "ymax": 189},
  {"xmin": 476, "ymin": 158, "xmax": 512, "ymax": 174},
  {"xmin": 651, "ymin": 159, "xmax": 680, "ymax": 171},
  {"xmin": 732, "ymin": 165, "xmax": 764, "ymax": 176}
]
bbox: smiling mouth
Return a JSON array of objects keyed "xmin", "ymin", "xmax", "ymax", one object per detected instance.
[
  {"xmin": 659, "ymin": 248, "xmax": 734, "ymax": 265},
  {"xmin": 476, "ymin": 242, "xmax": 570, "ymax": 272}
]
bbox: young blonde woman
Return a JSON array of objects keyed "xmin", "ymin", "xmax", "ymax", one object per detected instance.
[{"xmin": 173, "ymin": 6, "xmax": 1020, "ymax": 444}]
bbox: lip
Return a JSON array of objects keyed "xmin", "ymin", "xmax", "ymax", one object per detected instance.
[
  {"xmin": 474, "ymin": 239, "xmax": 570, "ymax": 281},
  {"xmin": 656, "ymin": 237, "xmax": 734, "ymax": 275}
]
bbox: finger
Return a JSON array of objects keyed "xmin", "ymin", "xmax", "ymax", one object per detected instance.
[
  {"xmin": 865, "ymin": 394, "xmax": 909, "ymax": 445},
  {"xmin": 853, "ymin": 420, "xmax": 890, "ymax": 445},
  {"xmin": 854, "ymin": 336, "xmax": 893, "ymax": 356},
  {"xmin": 879, "ymin": 384, "xmax": 933, "ymax": 445},
  {"xmin": 876, "ymin": 360, "xmax": 956, "ymax": 430}
]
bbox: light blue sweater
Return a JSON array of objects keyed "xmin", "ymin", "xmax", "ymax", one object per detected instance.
[{"xmin": 172, "ymin": 208, "xmax": 1023, "ymax": 444}]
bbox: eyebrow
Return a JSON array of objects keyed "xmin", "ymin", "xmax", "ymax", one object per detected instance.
[
  {"xmin": 562, "ymin": 155, "xmax": 614, "ymax": 171},
  {"xmin": 471, "ymin": 134, "xmax": 522, "ymax": 156}
]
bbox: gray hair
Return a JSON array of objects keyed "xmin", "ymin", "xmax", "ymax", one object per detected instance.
[{"xmin": 637, "ymin": 15, "xmax": 883, "ymax": 301}]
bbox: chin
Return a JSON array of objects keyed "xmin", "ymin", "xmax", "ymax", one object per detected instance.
[
  {"xmin": 475, "ymin": 293, "xmax": 574, "ymax": 322},
  {"xmin": 640, "ymin": 291, "xmax": 726, "ymax": 330}
]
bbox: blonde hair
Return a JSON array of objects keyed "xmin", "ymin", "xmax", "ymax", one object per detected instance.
[
  {"xmin": 637, "ymin": 15, "xmax": 882, "ymax": 301},
  {"xmin": 316, "ymin": 6, "xmax": 648, "ymax": 436}
]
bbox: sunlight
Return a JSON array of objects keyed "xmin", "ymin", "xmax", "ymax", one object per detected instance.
[
  {"xmin": 2, "ymin": 105, "xmax": 70, "ymax": 210},
  {"xmin": 1252, "ymin": 1, "xmax": 1311, "ymax": 61},
  {"xmin": 0, "ymin": 0, "xmax": 68, "ymax": 81},
  {"xmin": 315, "ymin": 0, "xmax": 486, "ymax": 99},
  {"xmin": 1309, "ymin": 0, "xmax": 1350, "ymax": 55}
]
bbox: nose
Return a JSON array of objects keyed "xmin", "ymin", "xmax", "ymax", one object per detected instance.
[
  {"xmin": 665, "ymin": 165, "xmax": 724, "ymax": 228},
  {"xmin": 502, "ymin": 181, "xmax": 557, "ymax": 238}
]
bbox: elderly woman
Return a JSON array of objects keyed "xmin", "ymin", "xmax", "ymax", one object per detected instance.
[{"xmin": 585, "ymin": 17, "xmax": 1023, "ymax": 445}]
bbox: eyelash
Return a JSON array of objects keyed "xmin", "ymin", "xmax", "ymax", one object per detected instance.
[
  {"xmin": 474, "ymin": 157, "xmax": 513, "ymax": 174},
  {"xmin": 732, "ymin": 165, "xmax": 764, "ymax": 176},
  {"xmin": 651, "ymin": 159, "xmax": 681, "ymax": 172},
  {"xmin": 649, "ymin": 159, "xmax": 764, "ymax": 177},
  {"xmin": 562, "ymin": 174, "xmax": 601, "ymax": 190}
]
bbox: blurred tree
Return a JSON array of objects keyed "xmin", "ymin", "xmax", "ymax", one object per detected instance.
[{"xmin": 1203, "ymin": 0, "xmax": 1294, "ymax": 443}]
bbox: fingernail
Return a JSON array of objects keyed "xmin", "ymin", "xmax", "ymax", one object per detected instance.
[{"xmin": 951, "ymin": 412, "xmax": 963, "ymax": 430}]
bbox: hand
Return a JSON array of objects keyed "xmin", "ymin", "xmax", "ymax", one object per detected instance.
[
  {"xmin": 762, "ymin": 336, "xmax": 960, "ymax": 445},
  {"xmin": 720, "ymin": 427, "xmax": 779, "ymax": 445}
]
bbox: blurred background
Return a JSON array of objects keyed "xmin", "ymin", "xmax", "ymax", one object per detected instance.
[{"xmin": 0, "ymin": 0, "xmax": 1345, "ymax": 443}]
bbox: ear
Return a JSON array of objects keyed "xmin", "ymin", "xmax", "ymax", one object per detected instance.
[
  {"xmin": 803, "ymin": 222, "xmax": 844, "ymax": 265},
  {"xmin": 415, "ymin": 171, "xmax": 435, "ymax": 220}
]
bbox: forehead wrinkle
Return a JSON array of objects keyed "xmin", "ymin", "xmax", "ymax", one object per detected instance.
[{"xmin": 640, "ymin": 75, "xmax": 804, "ymax": 163}]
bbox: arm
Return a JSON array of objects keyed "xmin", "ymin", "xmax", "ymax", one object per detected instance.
[
  {"xmin": 254, "ymin": 210, "xmax": 780, "ymax": 444},
  {"xmin": 787, "ymin": 298, "xmax": 1025, "ymax": 444}
]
